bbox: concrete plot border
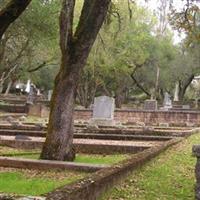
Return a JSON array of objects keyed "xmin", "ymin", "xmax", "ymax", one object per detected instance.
[
  {"xmin": 46, "ymin": 137, "xmax": 182, "ymax": 200},
  {"xmin": 0, "ymin": 138, "xmax": 153, "ymax": 154},
  {"xmin": 0, "ymin": 156, "xmax": 108, "ymax": 173}
]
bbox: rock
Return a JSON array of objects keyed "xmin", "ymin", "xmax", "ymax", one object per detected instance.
[
  {"xmin": 15, "ymin": 135, "xmax": 31, "ymax": 140},
  {"xmin": 86, "ymin": 124, "xmax": 99, "ymax": 131},
  {"xmin": 75, "ymin": 105, "xmax": 85, "ymax": 110},
  {"xmin": 186, "ymin": 122, "xmax": 195, "ymax": 127},
  {"xmin": 116, "ymin": 124, "xmax": 125, "ymax": 129},
  {"xmin": 35, "ymin": 123, "xmax": 45, "ymax": 130},
  {"xmin": 6, "ymin": 116, "xmax": 15, "ymax": 123},
  {"xmin": 11, "ymin": 121, "xmax": 22, "ymax": 127},
  {"xmin": 142, "ymin": 126, "xmax": 154, "ymax": 132},
  {"xmin": 136, "ymin": 121, "xmax": 145, "ymax": 127},
  {"xmin": 159, "ymin": 122, "xmax": 169, "ymax": 127},
  {"xmin": 19, "ymin": 116, "xmax": 27, "ymax": 122}
]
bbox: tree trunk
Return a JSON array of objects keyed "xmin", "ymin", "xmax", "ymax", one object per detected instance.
[
  {"xmin": 154, "ymin": 65, "xmax": 160, "ymax": 99},
  {"xmin": 0, "ymin": 0, "xmax": 32, "ymax": 40},
  {"xmin": 178, "ymin": 74, "xmax": 194, "ymax": 101},
  {"xmin": 40, "ymin": 0, "xmax": 111, "ymax": 161},
  {"xmin": 40, "ymin": 62, "xmax": 79, "ymax": 161},
  {"xmin": 4, "ymin": 80, "xmax": 12, "ymax": 96}
]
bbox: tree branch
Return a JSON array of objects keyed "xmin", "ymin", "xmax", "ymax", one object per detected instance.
[
  {"xmin": 0, "ymin": 0, "xmax": 32, "ymax": 40},
  {"xmin": 74, "ymin": 0, "xmax": 111, "ymax": 58},
  {"xmin": 131, "ymin": 72, "xmax": 151, "ymax": 97}
]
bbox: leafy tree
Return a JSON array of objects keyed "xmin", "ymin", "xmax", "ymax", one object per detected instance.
[
  {"xmin": 40, "ymin": 0, "xmax": 111, "ymax": 161},
  {"xmin": 0, "ymin": 0, "xmax": 60, "ymax": 93},
  {"xmin": 0, "ymin": 0, "xmax": 32, "ymax": 40}
]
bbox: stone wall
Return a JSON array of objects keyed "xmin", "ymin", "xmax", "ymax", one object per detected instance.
[
  {"xmin": 0, "ymin": 104, "xmax": 27, "ymax": 113},
  {"xmin": 1, "ymin": 105, "xmax": 200, "ymax": 126},
  {"xmin": 74, "ymin": 109, "xmax": 200, "ymax": 126}
]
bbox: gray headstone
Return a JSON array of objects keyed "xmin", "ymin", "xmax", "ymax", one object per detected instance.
[
  {"xmin": 163, "ymin": 92, "xmax": 172, "ymax": 109},
  {"xmin": 144, "ymin": 100, "xmax": 158, "ymax": 110},
  {"xmin": 182, "ymin": 105, "xmax": 190, "ymax": 109},
  {"xmin": 26, "ymin": 85, "xmax": 36, "ymax": 105},
  {"xmin": 93, "ymin": 96, "xmax": 115, "ymax": 119}
]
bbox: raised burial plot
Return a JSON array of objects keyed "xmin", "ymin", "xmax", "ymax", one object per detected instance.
[
  {"xmin": 0, "ymin": 146, "xmax": 130, "ymax": 197},
  {"xmin": 0, "ymin": 123, "xmax": 197, "ymax": 199}
]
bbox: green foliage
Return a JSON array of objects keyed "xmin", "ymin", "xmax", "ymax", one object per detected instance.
[
  {"xmin": 78, "ymin": 2, "xmax": 159, "ymax": 106},
  {"xmin": 169, "ymin": 0, "xmax": 200, "ymax": 44},
  {"xmin": 0, "ymin": 0, "xmax": 61, "ymax": 90}
]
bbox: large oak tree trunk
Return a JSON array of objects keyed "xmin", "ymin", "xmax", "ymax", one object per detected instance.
[
  {"xmin": 40, "ymin": 63, "xmax": 78, "ymax": 160},
  {"xmin": 41, "ymin": 0, "xmax": 111, "ymax": 161},
  {"xmin": 0, "ymin": 0, "xmax": 32, "ymax": 40}
]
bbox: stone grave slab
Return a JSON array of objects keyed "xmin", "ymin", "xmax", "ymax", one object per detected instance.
[
  {"xmin": 90, "ymin": 96, "xmax": 115, "ymax": 126},
  {"xmin": 144, "ymin": 100, "xmax": 158, "ymax": 110}
]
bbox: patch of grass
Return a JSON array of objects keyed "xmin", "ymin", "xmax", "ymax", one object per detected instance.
[
  {"xmin": 101, "ymin": 133, "xmax": 200, "ymax": 200},
  {"xmin": 11, "ymin": 152, "xmax": 129, "ymax": 165},
  {"xmin": 25, "ymin": 116, "xmax": 48, "ymax": 123},
  {"xmin": 0, "ymin": 147, "xmax": 129, "ymax": 165},
  {"xmin": 0, "ymin": 170, "xmax": 84, "ymax": 196},
  {"xmin": 0, "ymin": 146, "xmax": 40, "ymax": 156},
  {"xmin": 75, "ymin": 154, "xmax": 129, "ymax": 165}
]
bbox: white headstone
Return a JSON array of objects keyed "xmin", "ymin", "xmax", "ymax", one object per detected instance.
[
  {"xmin": 37, "ymin": 89, "xmax": 41, "ymax": 96},
  {"xmin": 93, "ymin": 96, "xmax": 115, "ymax": 119},
  {"xmin": 48, "ymin": 90, "xmax": 53, "ymax": 101},
  {"xmin": 174, "ymin": 83, "xmax": 179, "ymax": 102},
  {"xmin": 163, "ymin": 92, "xmax": 172, "ymax": 109},
  {"xmin": 25, "ymin": 80, "xmax": 31, "ymax": 93}
]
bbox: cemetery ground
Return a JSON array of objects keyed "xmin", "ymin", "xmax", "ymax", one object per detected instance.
[
  {"xmin": 102, "ymin": 133, "xmax": 199, "ymax": 200},
  {"xmin": 0, "ymin": 99, "xmax": 199, "ymax": 199},
  {"xmin": 0, "ymin": 115, "xmax": 198, "ymax": 199}
]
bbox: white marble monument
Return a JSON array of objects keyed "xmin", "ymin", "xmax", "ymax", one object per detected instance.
[
  {"xmin": 174, "ymin": 83, "xmax": 179, "ymax": 102},
  {"xmin": 48, "ymin": 90, "xmax": 53, "ymax": 101},
  {"xmin": 163, "ymin": 92, "xmax": 172, "ymax": 110},
  {"xmin": 90, "ymin": 96, "xmax": 115, "ymax": 126}
]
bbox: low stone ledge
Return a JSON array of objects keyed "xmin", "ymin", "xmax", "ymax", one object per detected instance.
[
  {"xmin": 74, "ymin": 133, "xmax": 174, "ymax": 141},
  {"xmin": 0, "ymin": 104, "xmax": 27, "ymax": 113},
  {"xmin": 75, "ymin": 143, "xmax": 149, "ymax": 154},
  {"xmin": 46, "ymin": 138, "xmax": 182, "ymax": 200},
  {"xmin": 0, "ymin": 139, "xmax": 43, "ymax": 149},
  {"xmin": 193, "ymin": 145, "xmax": 200, "ymax": 200},
  {"xmin": 0, "ymin": 129, "xmax": 45, "ymax": 137},
  {"xmin": 0, "ymin": 193, "xmax": 46, "ymax": 200},
  {"xmin": 0, "ymin": 138, "xmax": 153, "ymax": 154},
  {"xmin": 0, "ymin": 124, "xmax": 46, "ymax": 131},
  {"xmin": 0, "ymin": 157, "xmax": 108, "ymax": 172}
]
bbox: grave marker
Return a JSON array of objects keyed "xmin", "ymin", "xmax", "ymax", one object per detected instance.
[
  {"xmin": 144, "ymin": 100, "xmax": 158, "ymax": 110},
  {"xmin": 90, "ymin": 96, "xmax": 115, "ymax": 126}
]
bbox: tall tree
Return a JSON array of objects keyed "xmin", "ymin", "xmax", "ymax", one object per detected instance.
[
  {"xmin": 40, "ymin": 0, "xmax": 111, "ymax": 161},
  {"xmin": 0, "ymin": 0, "xmax": 32, "ymax": 40}
]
